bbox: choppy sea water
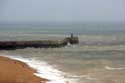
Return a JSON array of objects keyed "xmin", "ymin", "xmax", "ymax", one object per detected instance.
[
  {"xmin": 0, "ymin": 24, "xmax": 125, "ymax": 83},
  {"xmin": 0, "ymin": 34, "xmax": 125, "ymax": 83}
]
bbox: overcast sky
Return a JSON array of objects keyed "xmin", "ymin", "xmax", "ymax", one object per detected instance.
[{"xmin": 0, "ymin": 0, "xmax": 125, "ymax": 23}]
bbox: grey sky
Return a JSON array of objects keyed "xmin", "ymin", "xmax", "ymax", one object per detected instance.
[{"xmin": 0, "ymin": 0, "xmax": 125, "ymax": 22}]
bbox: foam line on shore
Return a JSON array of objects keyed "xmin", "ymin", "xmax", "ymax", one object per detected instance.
[{"xmin": 0, "ymin": 54, "xmax": 69, "ymax": 83}]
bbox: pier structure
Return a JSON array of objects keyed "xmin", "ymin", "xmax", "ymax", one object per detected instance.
[{"xmin": 0, "ymin": 34, "xmax": 79, "ymax": 50}]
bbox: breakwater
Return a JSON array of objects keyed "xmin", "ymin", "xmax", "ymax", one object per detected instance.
[{"xmin": 0, "ymin": 35, "xmax": 79, "ymax": 50}]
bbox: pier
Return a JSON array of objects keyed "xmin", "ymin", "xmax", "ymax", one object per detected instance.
[{"xmin": 0, "ymin": 34, "xmax": 79, "ymax": 50}]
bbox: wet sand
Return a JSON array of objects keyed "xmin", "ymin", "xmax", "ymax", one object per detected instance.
[{"xmin": 0, "ymin": 55, "xmax": 48, "ymax": 83}]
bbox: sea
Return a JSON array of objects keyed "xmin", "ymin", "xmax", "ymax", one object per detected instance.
[{"xmin": 0, "ymin": 22, "xmax": 125, "ymax": 83}]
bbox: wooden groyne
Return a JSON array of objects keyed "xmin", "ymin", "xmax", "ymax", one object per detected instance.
[{"xmin": 0, "ymin": 34, "xmax": 79, "ymax": 50}]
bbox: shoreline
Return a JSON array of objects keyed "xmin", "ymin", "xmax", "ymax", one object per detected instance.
[{"xmin": 0, "ymin": 55, "xmax": 48, "ymax": 83}]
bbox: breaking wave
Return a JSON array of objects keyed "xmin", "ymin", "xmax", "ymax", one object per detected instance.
[
  {"xmin": 0, "ymin": 54, "xmax": 70, "ymax": 83},
  {"xmin": 105, "ymin": 65, "xmax": 125, "ymax": 70}
]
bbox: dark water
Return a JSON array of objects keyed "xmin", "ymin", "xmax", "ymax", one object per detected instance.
[{"xmin": 0, "ymin": 23, "xmax": 125, "ymax": 83}]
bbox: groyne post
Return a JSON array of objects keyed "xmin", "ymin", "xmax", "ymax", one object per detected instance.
[{"xmin": 65, "ymin": 33, "xmax": 79, "ymax": 45}]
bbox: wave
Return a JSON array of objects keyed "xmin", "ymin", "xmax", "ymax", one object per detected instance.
[
  {"xmin": 0, "ymin": 54, "xmax": 100, "ymax": 83},
  {"xmin": 0, "ymin": 54, "xmax": 70, "ymax": 83},
  {"xmin": 105, "ymin": 65, "xmax": 125, "ymax": 70},
  {"xmin": 65, "ymin": 74, "xmax": 98, "ymax": 81}
]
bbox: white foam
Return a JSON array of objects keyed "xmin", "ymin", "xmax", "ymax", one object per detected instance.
[
  {"xmin": 78, "ymin": 75, "xmax": 98, "ymax": 80},
  {"xmin": 64, "ymin": 74, "xmax": 98, "ymax": 81},
  {"xmin": 105, "ymin": 66, "xmax": 125, "ymax": 70},
  {"xmin": 0, "ymin": 55, "xmax": 70, "ymax": 83},
  {"xmin": 85, "ymin": 76, "xmax": 98, "ymax": 80}
]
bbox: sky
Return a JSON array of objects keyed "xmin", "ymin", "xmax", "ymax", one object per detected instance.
[{"xmin": 0, "ymin": 0, "xmax": 125, "ymax": 23}]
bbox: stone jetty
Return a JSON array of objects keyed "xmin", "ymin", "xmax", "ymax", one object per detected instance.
[{"xmin": 0, "ymin": 34, "xmax": 79, "ymax": 50}]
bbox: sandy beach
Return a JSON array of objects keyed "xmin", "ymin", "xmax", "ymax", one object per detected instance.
[{"xmin": 0, "ymin": 55, "xmax": 48, "ymax": 83}]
